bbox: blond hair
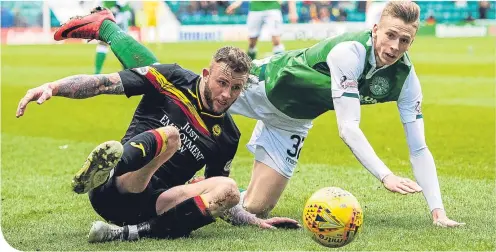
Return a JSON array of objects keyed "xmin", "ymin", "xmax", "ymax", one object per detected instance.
[{"xmin": 380, "ymin": 1, "xmax": 421, "ymax": 29}]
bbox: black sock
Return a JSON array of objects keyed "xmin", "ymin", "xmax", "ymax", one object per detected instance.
[
  {"xmin": 114, "ymin": 129, "xmax": 168, "ymax": 176},
  {"xmin": 138, "ymin": 196, "xmax": 215, "ymax": 239}
]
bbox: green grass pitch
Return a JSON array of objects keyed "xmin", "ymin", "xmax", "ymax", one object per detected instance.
[{"xmin": 1, "ymin": 37, "xmax": 495, "ymax": 251}]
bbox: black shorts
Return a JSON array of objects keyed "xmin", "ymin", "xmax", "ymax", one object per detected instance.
[{"xmin": 88, "ymin": 173, "xmax": 169, "ymax": 226}]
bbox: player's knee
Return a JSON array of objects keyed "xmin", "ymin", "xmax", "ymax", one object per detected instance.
[
  {"xmin": 157, "ymin": 126, "xmax": 181, "ymax": 151},
  {"xmin": 224, "ymin": 178, "xmax": 240, "ymax": 208},
  {"xmin": 243, "ymin": 197, "xmax": 274, "ymax": 218},
  {"xmin": 216, "ymin": 177, "xmax": 240, "ymax": 208}
]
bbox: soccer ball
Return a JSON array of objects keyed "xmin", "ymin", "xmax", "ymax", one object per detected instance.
[{"xmin": 302, "ymin": 187, "xmax": 363, "ymax": 248}]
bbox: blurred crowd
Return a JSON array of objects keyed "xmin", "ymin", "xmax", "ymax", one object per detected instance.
[
  {"xmin": 302, "ymin": 1, "xmax": 354, "ymax": 23},
  {"xmin": 176, "ymin": 0, "xmax": 492, "ymax": 23},
  {"xmin": 182, "ymin": 1, "xmax": 230, "ymax": 16},
  {"xmin": 178, "ymin": 1, "xmax": 355, "ymax": 22},
  {"xmin": 1, "ymin": 0, "xmax": 494, "ymax": 28}
]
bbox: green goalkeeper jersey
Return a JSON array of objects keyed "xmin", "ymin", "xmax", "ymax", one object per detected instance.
[
  {"xmin": 253, "ymin": 30, "xmax": 414, "ymax": 120},
  {"xmin": 249, "ymin": 1, "xmax": 281, "ymax": 11}
]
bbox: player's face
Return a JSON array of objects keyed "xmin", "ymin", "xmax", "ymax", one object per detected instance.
[
  {"xmin": 201, "ymin": 62, "xmax": 247, "ymax": 114},
  {"xmin": 372, "ymin": 16, "xmax": 416, "ymax": 67}
]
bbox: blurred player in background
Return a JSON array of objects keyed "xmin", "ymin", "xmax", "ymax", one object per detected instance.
[
  {"xmin": 366, "ymin": 0, "xmax": 388, "ymax": 28},
  {"xmin": 95, "ymin": 0, "xmax": 132, "ymax": 74},
  {"xmin": 142, "ymin": 0, "xmax": 159, "ymax": 44},
  {"xmin": 226, "ymin": 0, "xmax": 298, "ymax": 59}
]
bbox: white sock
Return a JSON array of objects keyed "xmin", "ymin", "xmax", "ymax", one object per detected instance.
[
  {"xmin": 148, "ymin": 28, "xmax": 156, "ymax": 43},
  {"xmin": 96, "ymin": 44, "xmax": 109, "ymax": 53},
  {"xmin": 273, "ymin": 44, "xmax": 285, "ymax": 54}
]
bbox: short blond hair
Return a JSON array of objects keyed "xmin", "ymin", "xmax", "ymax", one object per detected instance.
[{"xmin": 380, "ymin": 1, "xmax": 421, "ymax": 29}]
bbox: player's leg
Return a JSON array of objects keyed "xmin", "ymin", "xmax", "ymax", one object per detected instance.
[
  {"xmin": 243, "ymin": 155, "xmax": 288, "ymax": 217},
  {"xmin": 71, "ymin": 140, "xmax": 124, "ymax": 194},
  {"xmin": 72, "ymin": 126, "xmax": 180, "ymax": 194},
  {"xmin": 246, "ymin": 11, "xmax": 263, "ymax": 59},
  {"xmin": 113, "ymin": 126, "xmax": 180, "ymax": 194},
  {"xmin": 99, "ymin": 19, "xmax": 158, "ymax": 69},
  {"xmin": 95, "ymin": 41, "xmax": 109, "ymax": 74},
  {"xmin": 267, "ymin": 9, "xmax": 285, "ymax": 55},
  {"xmin": 88, "ymin": 176, "xmax": 240, "ymax": 242},
  {"xmin": 248, "ymin": 37, "xmax": 259, "ymax": 60},
  {"xmin": 242, "ymin": 121, "xmax": 309, "ymax": 217},
  {"xmin": 54, "ymin": 7, "xmax": 158, "ymax": 69},
  {"xmin": 271, "ymin": 36, "xmax": 284, "ymax": 54},
  {"xmin": 142, "ymin": 177, "xmax": 240, "ymax": 239},
  {"xmin": 145, "ymin": 8, "xmax": 158, "ymax": 45},
  {"xmin": 115, "ymin": 10, "xmax": 131, "ymax": 70}
]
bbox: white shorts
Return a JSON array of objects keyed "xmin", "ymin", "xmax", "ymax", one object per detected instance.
[
  {"xmin": 115, "ymin": 11, "xmax": 131, "ymax": 32},
  {"xmin": 365, "ymin": 2, "xmax": 387, "ymax": 28},
  {"xmin": 247, "ymin": 9, "xmax": 283, "ymax": 38},
  {"xmin": 229, "ymin": 69, "xmax": 313, "ymax": 178}
]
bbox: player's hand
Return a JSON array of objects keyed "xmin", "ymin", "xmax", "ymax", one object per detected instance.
[
  {"xmin": 256, "ymin": 217, "xmax": 301, "ymax": 229},
  {"xmin": 289, "ymin": 12, "xmax": 298, "ymax": 23},
  {"xmin": 432, "ymin": 209, "xmax": 465, "ymax": 227},
  {"xmin": 382, "ymin": 173, "xmax": 422, "ymax": 194},
  {"xmin": 16, "ymin": 84, "xmax": 54, "ymax": 118},
  {"xmin": 225, "ymin": 6, "xmax": 236, "ymax": 15}
]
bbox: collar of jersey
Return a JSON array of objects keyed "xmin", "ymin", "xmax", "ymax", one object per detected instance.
[
  {"xmin": 193, "ymin": 77, "xmax": 225, "ymax": 118},
  {"xmin": 366, "ymin": 36, "xmax": 392, "ymax": 79}
]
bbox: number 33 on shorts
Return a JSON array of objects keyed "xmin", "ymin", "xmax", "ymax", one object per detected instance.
[{"xmin": 286, "ymin": 134, "xmax": 305, "ymax": 160}]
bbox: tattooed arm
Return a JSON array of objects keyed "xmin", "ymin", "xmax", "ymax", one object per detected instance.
[
  {"xmin": 220, "ymin": 192, "xmax": 301, "ymax": 229},
  {"xmin": 54, "ymin": 73, "xmax": 124, "ymax": 98},
  {"xmin": 16, "ymin": 73, "xmax": 123, "ymax": 117}
]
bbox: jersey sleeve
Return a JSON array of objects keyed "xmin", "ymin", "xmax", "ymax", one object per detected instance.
[
  {"xmin": 397, "ymin": 66, "xmax": 423, "ymax": 123},
  {"xmin": 118, "ymin": 64, "xmax": 197, "ymax": 97},
  {"xmin": 326, "ymin": 41, "xmax": 367, "ymax": 99},
  {"xmin": 118, "ymin": 66, "xmax": 155, "ymax": 97}
]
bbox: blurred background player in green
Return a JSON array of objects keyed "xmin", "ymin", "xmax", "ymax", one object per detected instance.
[
  {"xmin": 226, "ymin": 1, "xmax": 298, "ymax": 59},
  {"xmin": 95, "ymin": 0, "xmax": 132, "ymax": 74}
]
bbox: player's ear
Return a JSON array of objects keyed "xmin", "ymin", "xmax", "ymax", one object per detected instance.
[
  {"xmin": 202, "ymin": 68, "xmax": 210, "ymax": 80},
  {"xmin": 372, "ymin": 24, "xmax": 378, "ymax": 39}
]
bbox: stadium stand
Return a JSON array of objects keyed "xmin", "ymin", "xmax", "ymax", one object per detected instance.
[
  {"xmin": 0, "ymin": 1, "xmax": 59, "ymax": 27},
  {"xmin": 0, "ymin": 1, "xmax": 494, "ymax": 28},
  {"xmin": 165, "ymin": 1, "xmax": 495, "ymax": 25}
]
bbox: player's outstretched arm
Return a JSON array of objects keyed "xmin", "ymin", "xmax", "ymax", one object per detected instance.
[
  {"xmin": 16, "ymin": 73, "xmax": 123, "ymax": 118},
  {"xmin": 188, "ymin": 177, "xmax": 299, "ymax": 229},
  {"xmin": 220, "ymin": 192, "xmax": 301, "ymax": 229},
  {"xmin": 225, "ymin": 0, "xmax": 243, "ymax": 15},
  {"xmin": 288, "ymin": 1, "xmax": 298, "ymax": 23},
  {"xmin": 327, "ymin": 42, "xmax": 421, "ymax": 195},
  {"xmin": 403, "ymin": 120, "xmax": 465, "ymax": 227},
  {"xmin": 398, "ymin": 69, "xmax": 464, "ymax": 227},
  {"xmin": 333, "ymin": 97, "xmax": 421, "ymax": 195}
]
